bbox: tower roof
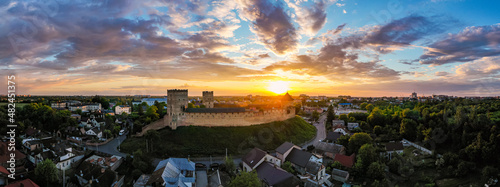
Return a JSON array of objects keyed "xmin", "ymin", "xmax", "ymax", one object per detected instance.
[{"xmin": 281, "ymin": 92, "xmax": 294, "ymax": 102}]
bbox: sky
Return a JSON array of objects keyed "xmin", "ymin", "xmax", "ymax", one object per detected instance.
[{"xmin": 1, "ymin": 0, "xmax": 500, "ymax": 97}]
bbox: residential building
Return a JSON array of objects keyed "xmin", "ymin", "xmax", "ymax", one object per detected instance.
[
  {"xmin": 150, "ymin": 158, "xmax": 196, "ymax": 187},
  {"xmin": 115, "ymin": 105, "xmax": 131, "ymax": 115},
  {"xmin": 331, "ymin": 120, "xmax": 345, "ymax": 128},
  {"xmin": 333, "ymin": 154, "xmax": 355, "ymax": 168},
  {"xmin": 331, "ymin": 169, "xmax": 349, "ymax": 183},
  {"xmin": 285, "ymin": 148, "xmax": 329, "ymax": 186},
  {"xmin": 314, "ymin": 142, "xmax": 344, "ymax": 159},
  {"xmin": 5, "ymin": 178, "xmax": 40, "ymax": 187},
  {"xmin": 75, "ymin": 161, "xmax": 124, "ymax": 187},
  {"xmin": 385, "ymin": 142, "xmax": 404, "ymax": 159},
  {"xmin": 85, "ymin": 154, "xmax": 123, "ymax": 171},
  {"xmin": 255, "ymin": 162, "xmax": 299, "ymax": 187},
  {"xmin": 242, "ymin": 148, "xmax": 281, "ymax": 172},
  {"xmin": 141, "ymin": 97, "xmax": 167, "ymax": 106},
  {"xmin": 347, "ymin": 123, "xmax": 359, "ymax": 130},
  {"xmin": 275, "ymin": 142, "xmax": 301, "ymax": 165},
  {"xmin": 325, "ymin": 132, "xmax": 343, "ymax": 143}
]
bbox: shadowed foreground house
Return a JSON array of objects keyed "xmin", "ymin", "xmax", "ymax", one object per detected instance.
[
  {"xmin": 255, "ymin": 162, "xmax": 300, "ymax": 187},
  {"xmin": 149, "ymin": 158, "xmax": 196, "ymax": 187},
  {"xmin": 5, "ymin": 178, "xmax": 39, "ymax": 187}
]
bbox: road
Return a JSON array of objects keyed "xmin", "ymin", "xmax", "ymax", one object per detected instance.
[
  {"xmin": 302, "ymin": 113, "xmax": 327, "ymax": 149},
  {"xmin": 87, "ymin": 133, "xmax": 128, "ymax": 157}
]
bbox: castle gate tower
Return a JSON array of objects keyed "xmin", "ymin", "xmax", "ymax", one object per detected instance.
[
  {"xmin": 202, "ymin": 91, "xmax": 214, "ymax": 108},
  {"xmin": 167, "ymin": 89, "xmax": 188, "ymax": 129}
]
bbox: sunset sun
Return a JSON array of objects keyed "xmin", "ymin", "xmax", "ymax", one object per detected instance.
[{"xmin": 267, "ymin": 81, "xmax": 290, "ymax": 94}]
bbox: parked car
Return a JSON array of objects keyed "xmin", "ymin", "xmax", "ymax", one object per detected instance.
[
  {"xmin": 119, "ymin": 129, "xmax": 125, "ymax": 136},
  {"xmin": 195, "ymin": 163, "xmax": 206, "ymax": 168},
  {"xmin": 210, "ymin": 163, "xmax": 219, "ymax": 169}
]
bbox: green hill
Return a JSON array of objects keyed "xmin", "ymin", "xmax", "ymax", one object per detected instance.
[{"xmin": 121, "ymin": 116, "xmax": 316, "ymax": 157}]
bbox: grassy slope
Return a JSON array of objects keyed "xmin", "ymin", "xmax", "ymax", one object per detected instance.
[{"xmin": 121, "ymin": 116, "xmax": 316, "ymax": 157}]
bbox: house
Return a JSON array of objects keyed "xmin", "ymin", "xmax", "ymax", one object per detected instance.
[
  {"xmin": 115, "ymin": 105, "xmax": 131, "ymax": 115},
  {"xmin": 133, "ymin": 174, "xmax": 151, "ymax": 187},
  {"xmin": 85, "ymin": 155, "xmax": 123, "ymax": 171},
  {"xmin": 5, "ymin": 178, "xmax": 40, "ymax": 187},
  {"xmin": 285, "ymin": 148, "xmax": 329, "ymax": 186},
  {"xmin": 325, "ymin": 132, "xmax": 343, "ymax": 143},
  {"xmin": 71, "ymin": 114, "xmax": 81, "ymax": 121},
  {"xmin": 333, "ymin": 154, "xmax": 355, "ymax": 168},
  {"xmin": 314, "ymin": 142, "xmax": 344, "ymax": 159},
  {"xmin": 75, "ymin": 161, "xmax": 124, "ymax": 187},
  {"xmin": 303, "ymin": 107, "xmax": 324, "ymax": 114},
  {"xmin": 85, "ymin": 127, "xmax": 103, "ymax": 138},
  {"xmin": 255, "ymin": 162, "xmax": 299, "ymax": 187},
  {"xmin": 347, "ymin": 123, "xmax": 359, "ymax": 130},
  {"xmin": 141, "ymin": 97, "xmax": 167, "ymax": 106},
  {"xmin": 276, "ymin": 142, "xmax": 300, "ymax": 164},
  {"xmin": 385, "ymin": 142, "xmax": 404, "ymax": 159},
  {"xmin": 0, "ymin": 165, "xmax": 9, "ymax": 186},
  {"xmin": 151, "ymin": 158, "xmax": 196, "ymax": 187},
  {"xmin": 0, "ymin": 142, "xmax": 27, "ymax": 179},
  {"xmin": 333, "ymin": 128, "xmax": 348, "ymax": 135},
  {"xmin": 331, "ymin": 120, "xmax": 345, "ymax": 128},
  {"xmin": 242, "ymin": 148, "xmax": 281, "ymax": 172},
  {"xmin": 331, "ymin": 168, "xmax": 349, "ymax": 182}
]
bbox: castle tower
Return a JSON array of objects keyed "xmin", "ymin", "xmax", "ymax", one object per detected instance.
[
  {"xmin": 202, "ymin": 91, "xmax": 214, "ymax": 108},
  {"xmin": 167, "ymin": 89, "xmax": 188, "ymax": 129},
  {"xmin": 281, "ymin": 92, "xmax": 294, "ymax": 107}
]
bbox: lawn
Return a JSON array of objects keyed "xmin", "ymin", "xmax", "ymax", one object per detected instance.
[
  {"xmin": 121, "ymin": 116, "xmax": 316, "ymax": 157},
  {"xmin": 0, "ymin": 102, "xmax": 31, "ymax": 108}
]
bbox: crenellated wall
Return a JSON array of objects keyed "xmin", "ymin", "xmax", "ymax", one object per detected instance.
[{"xmin": 164, "ymin": 107, "xmax": 295, "ymax": 129}]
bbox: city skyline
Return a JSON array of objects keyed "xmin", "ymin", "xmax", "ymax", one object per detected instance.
[{"xmin": 2, "ymin": 0, "xmax": 500, "ymax": 97}]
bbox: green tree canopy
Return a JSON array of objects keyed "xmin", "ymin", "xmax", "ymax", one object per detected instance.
[
  {"xmin": 35, "ymin": 159, "xmax": 59, "ymax": 185},
  {"xmin": 348, "ymin": 132, "xmax": 373, "ymax": 153},
  {"xmin": 228, "ymin": 171, "xmax": 260, "ymax": 187}
]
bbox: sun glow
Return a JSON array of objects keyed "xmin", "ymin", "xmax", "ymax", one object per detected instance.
[{"xmin": 267, "ymin": 81, "xmax": 290, "ymax": 94}]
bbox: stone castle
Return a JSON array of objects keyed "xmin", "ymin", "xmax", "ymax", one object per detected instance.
[{"xmin": 164, "ymin": 89, "xmax": 295, "ymax": 130}]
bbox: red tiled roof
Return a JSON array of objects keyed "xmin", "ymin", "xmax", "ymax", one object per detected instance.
[
  {"xmin": 333, "ymin": 153, "xmax": 355, "ymax": 168},
  {"xmin": 5, "ymin": 178, "xmax": 40, "ymax": 187},
  {"xmin": 0, "ymin": 165, "xmax": 10, "ymax": 175},
  {"xmin": 0, "ymin": 142, "xmax": 26, "ymax": 163}
]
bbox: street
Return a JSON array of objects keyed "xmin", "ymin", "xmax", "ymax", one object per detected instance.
[
  {"xmin": 87, "ymin": 133, "xmax": 128, "ymax": 157},
  {"xmin": 302, "ymin": 113, "xmax": 327, "ymax": 149}
]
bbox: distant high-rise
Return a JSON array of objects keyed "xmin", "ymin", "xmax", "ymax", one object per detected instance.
[{"xmin": 411, "ymin": 92, "xmax": 418, "ymax": 99}]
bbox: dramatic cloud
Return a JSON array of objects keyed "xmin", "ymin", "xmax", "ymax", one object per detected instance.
[
  {"xmin": 238, "ymin": 0, "xmax": 298, "ymax": 55},
  {"xmin": 287, "ymin": 0, "xmax": 331, "ymax": 35},
  {"xmin": 419, "ymin": 24, "xmax": 500, "ymax": 65}
]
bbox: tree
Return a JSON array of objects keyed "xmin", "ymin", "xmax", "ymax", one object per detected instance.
[
  {"xmin": 188, "ymin": 103, "xmax": 195, "ymax": 108},
  {"xmin": 229, "ymin": 171, "xmax": 260, "ymax": 187},
  {"xmin": 225, "ymin": 156, "xmax": 236, "ymax": 176},
  {"xmin": 366, "ymin": 104, "xmax": 374, "ymax": 112},
  {"xmin": 35, "ymin": 159, "xmax": 59, "ymax": 186},
  {"xmin": 367, "ymin": 108, "xmax": 387, "ymax": 127},
  {"xmin": 339, "ymin": 114, "xmax": 348, "ymax": 123},
  {"xmin": 144, "ymin": 130, "xmax": 159, "ymax": 152},
  {"xmin": 146, "ymin": 105, "xmax": 159, "ymax": 121},
  {"xmin": 337, "ymin": 135, "xmax": 350, "ymax": 147},
  {"xmin": 348, "ymin": 132, "xmax": 373, "ymax": 153},
  {"xmin": 400, "ymin": 118, "xmax": 418, "ymax": 141},
  {"xmin": 482, "ymin": 166, "xmax": 499, "ymax": 181},
  {"xmin": 358, "ymin": 144, "xmax": 378, "ymax": 169},
  {"xmin": 373, "ymin": 125, "xmax": 383, "ymax": 135},
  {"xmin": 312, "ymin": 110, "xmax": 320, "ymax": 121},
  {"xmin": 367, "ymin": 162, "xmax": 385, "ymax": 179},
  {"xmin": 307, "ymin": 145, "xmax": 315, "ymax": 152},
  {"xmin": 282, "ymin": 161, "xmax": 295, "ymax": 174}
]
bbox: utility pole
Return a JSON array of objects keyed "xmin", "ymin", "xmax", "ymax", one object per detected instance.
[{"xmin": 62, "ymin": 168, "xmax": 65, "ymax": 187}]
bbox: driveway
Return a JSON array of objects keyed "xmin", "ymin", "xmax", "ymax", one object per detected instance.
[
  {"xmin": 196, "ymin": 171, "xmax": 208, "ymax": 187},
  {"xmin": 302, "ymin": 113, "xmax": 327, "ymax": 149},
  {"xmin": 87, "ymin": 133, "xmax": 128, "ymax": 157}
]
